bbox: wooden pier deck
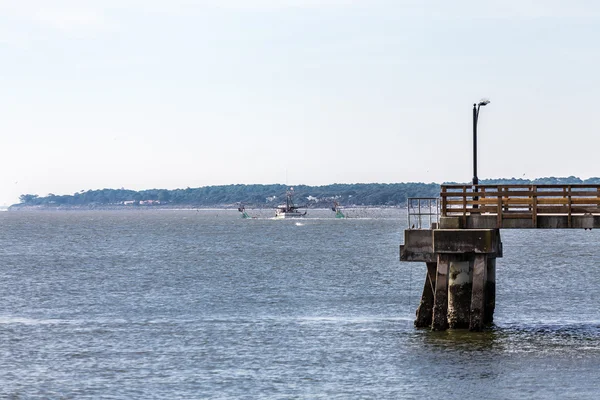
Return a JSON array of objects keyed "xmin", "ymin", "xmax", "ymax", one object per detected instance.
[{"xmin": 440, "ymin": 184, "xmax": 600, "ymax": 229}]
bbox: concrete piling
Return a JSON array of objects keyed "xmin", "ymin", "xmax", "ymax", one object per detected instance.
[
  {"xmin": 415, "ymin": 262, "xmax": 437, "ymax": 328},
  {"xmin": 401, "ymin": 228, "xmax": 502, "ymax": 331},
  {"xmin": 432, "ymin": 255, "xmax": 450, "ymax": 331},
  {"xmin": 484, "ymin": 258, "xmax": 496, "ymax": 324},
  {"xmin": 469, "ymin": 255, "xmax": 488, "ymax": 331},
  {"xmin": 448, "ymin": 260, "xmax": 472, "ymax": 329}
]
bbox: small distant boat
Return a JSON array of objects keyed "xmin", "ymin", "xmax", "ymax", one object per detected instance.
[
  {"xmin": 238, "ymin": 204, "xmax": 252, "ymax": 219},
  {"xmin": 332, "ymin": 201, "xmax": 345, "ymax": 218},
  {"xmin": 275, "ymin": 188, "xmax": 307, "ymax": 219}
]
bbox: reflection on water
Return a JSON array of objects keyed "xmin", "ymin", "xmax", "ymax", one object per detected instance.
[
  {"xmin": 420, "ymin": 327, "xmax": 503, "ymax": 351},
  {"xmin": 420, "ymin": 322, "xmax": 600, "ymax": 354}
]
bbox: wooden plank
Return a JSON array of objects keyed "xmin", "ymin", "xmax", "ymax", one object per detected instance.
[
  {"xmin": 475, "ymin": 198, "xmax": 502, "ymax": 205},
  {"xmin": 501, "ymin": 213, "xmax": 533, "ymax": 219},
  {"xmin": 441, "ymin": 189, "xmax": 600, "ymax": 197},
  {"xmin": 570, "ymin": 198, "xmax": 600, "ymax": 204},
  {"xmin": 442, "ymin": 184, "xmax": 600, "ymax": 190},
  {"xmin": 444, "ymin": 206, "xmax": 500, "ymax": 214},
  {"xmin": 535, "ymin": 206, "xmax": 599, "ymax": 214},
  {"xmin": 476, "ymin": 206, "xmax": 502, "ymax": 213},
  {"xmin": 444, "ymin": 206, "xmax": 600, "ymax": 216},
  {"xmin": 446, "ymin": 199, "xmax": 499, "ymax": 206},
  {"xmin": 536, "ymin": 191, "xmax": 600, "ymax": 197},
  {"xmin": 537, "ymin": 198, "xmax": 569, "ymax": 205},
  {"xmin": 568, "ymin": 186, "xmax": 572, "ymax": 228},
  {"xmin": 445, "ymin": 197, "xmax": 599, "ymax": 206},
  {"xmin": 502, "ymin": 199, "xmax": 534, "ymax": 205},
  {"xmin": 536, "ymin": 198, "xmax": 600, "ymax": 205},
  {"xmin": 462, "ymin": 186, "xmax": 467, "ymax": 227},
  {"xmin": 442, "ymin": 190, "xmax": 600, "ymax": 198},
  {"xmin": 497, "ymin": 188, "xmax": 503, "ymax": 228},
  {"xmin": 532, "ymin": 185, "xmax": 537, "ymax": 228}
]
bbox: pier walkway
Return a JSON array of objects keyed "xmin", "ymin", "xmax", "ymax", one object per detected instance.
[{"xmin": 440, "ymin": 184, "xmax": 600, "ymax": 229}]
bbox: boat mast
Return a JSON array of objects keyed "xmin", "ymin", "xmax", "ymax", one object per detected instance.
[{"xmin": 286, "ymin": 187, "xmax": 295, "ymax": 210}]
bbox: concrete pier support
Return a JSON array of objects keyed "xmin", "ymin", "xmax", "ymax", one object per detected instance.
[
  {"xmin": 432, "ymin": 255, "xmax": 449, "ymax": 331},
  {"xmin": 484, "ymin": 259, "xmax": 496, "ymax": 324},
  {"xmin": 401, "ymin": 228, "xmax": 502, "ymax": 332},
  {"xmin": 469, "ymin": 255, "xmax": 488, "ymax": 331},
  {"xmin": 415, "ymin": 262, "xmax": 437, "ymax": 328},
  {"xmin": 448, "ymin": 260, "xmax": 472, "ymax": 329}
]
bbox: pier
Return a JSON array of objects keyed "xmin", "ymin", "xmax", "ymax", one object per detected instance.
[{"xmin": 401, "ymin": 184, "xmax": 600, "ymax": 331}]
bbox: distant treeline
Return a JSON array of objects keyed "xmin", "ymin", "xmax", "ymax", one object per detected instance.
[{"xmin": 13, "ymin": 176, "xmax": 600, "ymax": 208}]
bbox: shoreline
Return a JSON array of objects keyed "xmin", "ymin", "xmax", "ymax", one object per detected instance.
[{"xmin": 7, "ymin": 204, "xmax": 406, "ymax": 212}]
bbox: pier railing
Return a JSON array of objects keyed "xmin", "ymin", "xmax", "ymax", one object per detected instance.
[
  {"xmin": 441, "ymin": 184, "xmax": 600, "ymax": 227},
  {"xmin": 407, "ymin": 197, "xmax": 439, "ymax": 229}
]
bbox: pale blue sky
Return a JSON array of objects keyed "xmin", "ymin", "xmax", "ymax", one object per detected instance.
[{"xmin": 1, "ymin": 0, "xmax": 599, "ymax": 205}]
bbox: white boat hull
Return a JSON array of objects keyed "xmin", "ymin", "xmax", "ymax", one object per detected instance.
[{"xmin": 275, "ymin": 210, "xmax": 306, "ymax": 219}]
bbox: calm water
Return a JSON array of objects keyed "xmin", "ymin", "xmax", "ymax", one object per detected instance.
[{"xmin": 1, "ymin": 209, "xmax": 600, "ymax": 399}]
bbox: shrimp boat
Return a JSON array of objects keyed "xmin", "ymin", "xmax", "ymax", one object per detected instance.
[
  {"xmin": 275, "ymin": 188, "xmax": 307, "ymax": 219},
  {"xmin": 237, "ymin": 204, "xmax": 252, "ymax": 219},
  {"xmin": 332, "ymin": 201, "xmax": 345, "ymax": 218}
]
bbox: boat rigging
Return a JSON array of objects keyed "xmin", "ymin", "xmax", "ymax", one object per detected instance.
[{"xmin": 275, "ymin": 188, "xmax": 307, "ymax": 219}]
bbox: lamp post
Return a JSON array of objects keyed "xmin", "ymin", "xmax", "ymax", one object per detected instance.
[
  {"xmin": 472, "ymin": 99, "xmax": 489, "ymax": 209},
  {"xmin": 472, "ymin": 99, "xmax": 490, "ymax": 186}
]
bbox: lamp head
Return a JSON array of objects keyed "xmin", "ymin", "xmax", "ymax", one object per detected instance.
[{"xmin": 478, "ymin": 99, "xmax": 490, "ymax": 106}]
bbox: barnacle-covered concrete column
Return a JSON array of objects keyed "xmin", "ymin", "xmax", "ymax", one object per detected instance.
[{"xmin": 401, "ymin": 228, "xmax": 502, "ymax": 331}]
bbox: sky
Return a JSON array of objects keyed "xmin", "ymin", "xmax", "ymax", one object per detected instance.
[{"xmin": 1, "ymin": 0, "xmax": 600, "ymax": 205}]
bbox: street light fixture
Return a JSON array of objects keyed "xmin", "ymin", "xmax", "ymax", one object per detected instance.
[{"xmin": 472, "ymin": 99, "xmax": 490, "ymax": 186}]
